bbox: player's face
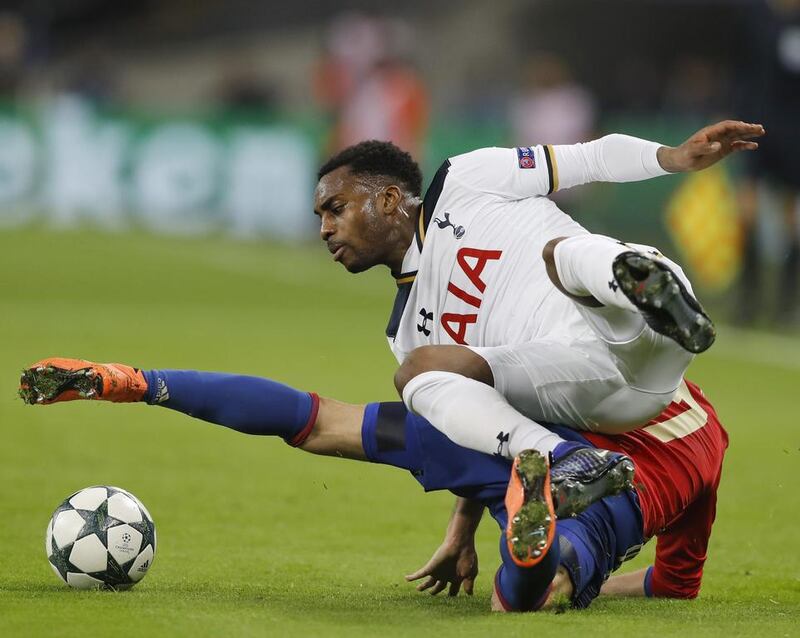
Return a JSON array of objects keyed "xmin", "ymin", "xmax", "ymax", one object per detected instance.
[{"xmin": 314, "ymin": 167, "xmax": 396, "ymax": 273}]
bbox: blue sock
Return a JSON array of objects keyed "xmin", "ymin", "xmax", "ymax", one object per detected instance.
[
  {"xmin": 140, "ymin": 369, "xmax": 318, "ymax": 446},
  {"xmin": 494, "ymin": 531, "xmax": 560, "ymax": 611}
]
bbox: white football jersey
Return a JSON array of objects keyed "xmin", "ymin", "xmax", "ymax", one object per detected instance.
[{"xmin": 386, "ymin": 136, "xmax": 667, "ymax": 362}]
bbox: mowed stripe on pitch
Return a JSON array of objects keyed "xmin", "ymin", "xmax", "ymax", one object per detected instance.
[{"xmin": 705, "ymin": 325, "xmax": 800, "ymax": 371}]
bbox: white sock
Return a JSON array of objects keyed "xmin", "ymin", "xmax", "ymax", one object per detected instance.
[
  {"xmin": 402, "ymin": 370, "xmax": 564, "ymax": 459},
  {"xmin": 554, "ymin": 234, "xmax": 638, "ymax": 311}
]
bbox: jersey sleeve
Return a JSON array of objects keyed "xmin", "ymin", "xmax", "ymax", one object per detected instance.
[
  {"xmin": 648, "ymin": 481, "xmax": 719, "ymax": 599},
  {"xmin": 447, "ymin": 134, "xmax": 668, "ymax": 200}
]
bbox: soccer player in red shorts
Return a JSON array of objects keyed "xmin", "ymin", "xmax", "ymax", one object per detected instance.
[{"xmin": 20, "ymin": 359, "xmax": 727, "ymax": 609}]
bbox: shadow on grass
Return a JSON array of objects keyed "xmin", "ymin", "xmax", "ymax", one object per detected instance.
[
  {"xmin": 1, "ymin": 578, "xmax": 495, "ymax": 619},
  {"xmin": 158, "ymin": 579, "xmax": 496, "ymax": 618},
  {"xmin": 0, "ymin": 578, "xmax": 673, "ymax": 617}
]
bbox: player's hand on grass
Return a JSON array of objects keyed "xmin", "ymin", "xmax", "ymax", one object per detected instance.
[
  {"xmin": 405, "ymin": 540, "xmax": 478, "ymax": 596},
  {"xmin": 657, "ymin": 120, "xmax": 765, "ymax": 173}
]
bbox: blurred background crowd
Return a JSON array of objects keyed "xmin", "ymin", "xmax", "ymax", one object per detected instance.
[{"xmin": 0, "ymin": 0, "xmax": 798, "ymax": 327}]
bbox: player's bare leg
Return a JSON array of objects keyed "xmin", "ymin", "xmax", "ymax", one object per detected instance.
[{"xmin": 297, "ymin": 397, "xmax": 366, "ymax": 460}]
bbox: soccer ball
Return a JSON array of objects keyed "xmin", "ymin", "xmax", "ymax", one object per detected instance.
[{"xmin": 45, "ymin": 485, "xmax": 157, "ymax": 590}]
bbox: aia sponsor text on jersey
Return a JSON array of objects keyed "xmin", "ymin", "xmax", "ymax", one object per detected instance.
[{"xmin": 439, "ymin": 247, "xmax": 503, "ymax": 344}]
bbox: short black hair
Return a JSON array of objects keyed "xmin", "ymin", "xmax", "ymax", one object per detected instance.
[{"xmin": 318, "ymin": 140, "xmax": 423, "ymax": 197}]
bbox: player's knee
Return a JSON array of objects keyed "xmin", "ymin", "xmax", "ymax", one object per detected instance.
[
  {"xmin": 393, "ymin": 345, "xmax": 494, "ymax": 398},
  {"xmin": 394, "ymin": 346, "xmax": 439, "ymax": 397}
]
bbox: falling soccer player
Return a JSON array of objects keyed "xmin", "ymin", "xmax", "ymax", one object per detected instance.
[
  {"xmin": 312, "ymin": 119, "xmax": 759, "ymax": 524},
  {"xmin": 20, "ymin": 358, "xmax": 727, "ymax": 610}
]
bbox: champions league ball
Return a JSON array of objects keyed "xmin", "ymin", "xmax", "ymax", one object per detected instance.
[{"xmin": 45, "ymin": 486, "xmax": 156, "ymax": 590}]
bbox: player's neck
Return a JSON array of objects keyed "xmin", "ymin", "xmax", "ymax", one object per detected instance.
[{"xmin": 387, "ymin": 201, "xmax": 420, "ymax": 274}]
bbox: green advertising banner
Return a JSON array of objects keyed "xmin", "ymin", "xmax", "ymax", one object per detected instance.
[
  {"xmin": 0, "ymin": 97, "xmax": 320, "ymax": 239},
  {"xmin": 0, "ymin": 98, "xmax": 707, "ymax": 253}
]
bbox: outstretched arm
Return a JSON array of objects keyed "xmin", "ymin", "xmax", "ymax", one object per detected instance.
[
  {"xmin": 599, "ymin": 567, "xmax": 648, "ymax": 597},
  {"xmin": 555, "ymin": 120, "xmax": 763, "ymax": 190},
  {"xmin": 601, "ymin": 482, "xmax": 720, "ymax": 600},
  {"xmin": 447, "ymin": 120, "xmax": 764, "ymax": 198}
]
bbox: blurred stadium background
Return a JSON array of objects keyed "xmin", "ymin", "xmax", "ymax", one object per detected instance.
[
  {"xmin": 0, "ymin": 0, "xmax": 798, "ymax": 320},
  {"xmin": 1, "ymin": 1, "xmax": 799, "ymax": 636}
]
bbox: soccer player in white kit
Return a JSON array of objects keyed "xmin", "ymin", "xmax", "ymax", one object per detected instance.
[{"xmin": 314, "ymin": 120, "xmax": 762, "ymax": 490}]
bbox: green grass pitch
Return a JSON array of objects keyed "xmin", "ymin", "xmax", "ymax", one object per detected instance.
[{"xmin": 0, "ymin": 228, "xmax": 798, "ymax": 637}]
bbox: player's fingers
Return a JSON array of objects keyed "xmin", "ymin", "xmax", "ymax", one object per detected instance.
[
  {"xmin": 732, "ymin": 130, "xmax": 764, "ymax": 141},
  {"xmin": 714, "ymin": 122, "xmax": 765, "ymax": 144},
  {"xmin": 405, "ymin": 565, "xmax": 431, "ymax": 581},
  {"xmin": 703, "ymin": 121, "xmax": 763, "ymax": 145},
  {"xmin": 416, "ymin": 576, "xmax": 436, "ymax": 592},
  {"xmin": 429, "ymin": 580, "xmax": 447, "ymax": 596},
  {"xmin": 463, "ymin": 578, "xmax": 475, "ymax": 596},
  {"xmin": 720, "ymin": 129, "xmax": 764, "ymax": 146},
  {"xmin": 731, "ymin": 140, "xmax": 759, "ymax": 152},
  {"xmin": 735, "ymin": 122, "xmax": 765, "ymax": 136},
  {"xmin": 714, "ymin": 119, "xmax": 759, "ymax": 135},
  {"xmin": 700, "ymin": 120, "xmax": 738, "ymax": 138},
  {"xmin": 448, "ymin": 580, "xmax": 462, "ymax": 597}
]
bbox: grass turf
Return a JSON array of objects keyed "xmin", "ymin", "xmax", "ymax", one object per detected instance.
[{"xmin": 0, "ymin": 228, "xmax": 798, "ymax": 637}]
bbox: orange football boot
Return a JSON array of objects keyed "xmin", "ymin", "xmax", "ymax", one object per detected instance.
[
  {"xmin": 19, "ymin": 358, "xmax": 148, "ymax": 405},
  {"xmin": 504, "ymin": 449, "xmax": 556, "ymax": 568}
]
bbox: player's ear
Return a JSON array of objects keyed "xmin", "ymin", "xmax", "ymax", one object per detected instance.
[{"xmin": 379, "ymin": 185, "xmax": 403, "ymax": 216}]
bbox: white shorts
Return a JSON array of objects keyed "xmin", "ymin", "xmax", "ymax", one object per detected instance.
[{"xmin": 469, "ymin": 242, "xmax": 694, "ymax": 434}]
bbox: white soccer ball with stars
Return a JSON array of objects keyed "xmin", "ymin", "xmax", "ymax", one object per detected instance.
[{"xmin": 45, "ymin": 486, "xmax": 156, "ymax": 590}]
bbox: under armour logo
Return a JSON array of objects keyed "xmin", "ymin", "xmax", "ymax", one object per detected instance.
[
  {"xmin": 608, "ymin": 280, "xmax": 619, "ymax": 292},
  {"xmin": 433, "ymin": 212, "xmax": 465, "ymax": 239},
  {"xmin": 494, "ymin": 431, "xmax": 510, "ymax": 457},
  {"xmin": 417, "ymin": 308, "xmax": 433, "ymax": 336}
]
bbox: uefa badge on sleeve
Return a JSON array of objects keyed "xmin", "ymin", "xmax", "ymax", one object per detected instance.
[{"xmin": 516, "ymin": 147, "xmax": 536, "ymax": 169}]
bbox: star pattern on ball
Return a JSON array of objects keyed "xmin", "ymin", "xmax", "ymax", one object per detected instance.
[
  {"xmin": 129, "ymin": 517, "xmax": 156, "ymax": 554},
  {"xmin": 47, "ymin": 486, "xmax": 156, "ymax": 590},
  {"xmin": 52, "ymin": 498, "xmax": 75, "ymax": 519},
  {"xmin": 48, "ymin": 536, "xmax": 73, "ymax": 582},
  {"xmin": 94, "ymin": 554, "xmax": 131, "ymax": 589},
  {"xmin": 75, "ymin": 500, "xmax": 126, "ymax": 546}
]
